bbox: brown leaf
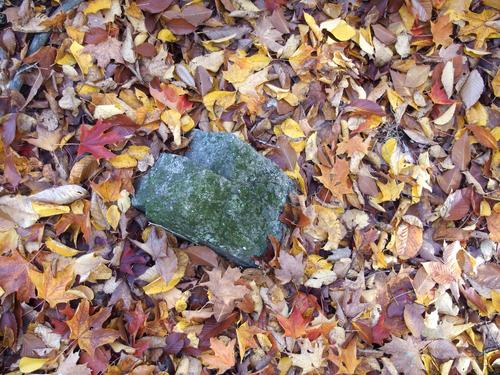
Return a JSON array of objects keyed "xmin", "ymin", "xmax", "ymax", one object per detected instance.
[
  {"xmin": 451, "ymin": 133, "xmax": 471, "ymax": 170},
  {"xmin": 0, "ymin": 251, "xmax": 35, "ymax": 301},
  {"xmin": 137, "ymin": 0, "xmax": 173, "ymax": 13},
  {"xmin": 83, "ymin": 38, "xmax": 124, "ymax": 68},
  {"xmin": 461, "ymin": 70, "xmax": 484, "ymax": 109},
  {"xmin": 431, "ymin": 15, "xmax": 453, "ymax": 47},
  {"xmin": 440, "ymin": 188, "xmax": 471, "ymax": 221},
  {"xmin": 427, "ymin": 340, "xmax": 459, "ymax": 361},
  {"xmin": 200, "ymin": 337, "xmax": 236, "ymax": 374},
  {"xmin": 394, "ymin": 222, "xmax": 423, "ymax": 259},
  {"xmin": 436, "ymin": 167, "xmax": 462, "ymax": 194}
]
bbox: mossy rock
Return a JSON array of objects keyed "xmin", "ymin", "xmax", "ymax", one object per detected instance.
[{"xmin": 132, "ymin": 131, "xmax": 294, "ymax": 266}]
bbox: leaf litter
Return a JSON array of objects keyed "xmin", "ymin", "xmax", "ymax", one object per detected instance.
[{"xmin": 0, "ymin": 0, "xmax": 499, "ymax": 373}]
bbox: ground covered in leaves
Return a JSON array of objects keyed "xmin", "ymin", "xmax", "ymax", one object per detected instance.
[{"xmin": 0, "ymin": 0, "xmax": 499, "ymax": 373}]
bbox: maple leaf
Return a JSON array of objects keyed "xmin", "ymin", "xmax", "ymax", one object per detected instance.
[
  {"xmin": 66, "ymin": 299, "xmax": 120, "ymax": 356},
  {"xmin": 290, "ymin": 339, "xmax": 325, "ymax": 374},
  {"xmin": 55, "ymin": 350, "xmax": 91, "ymax": 375},
  {"xmin": 202, "ymin": 267, "xmax": 249, "ymax": 307},
  {"xmin": 54, "ymin": 200, "xmax": 92, "ymax": 243},
  {"xmin": 119, "ymin": 241, "xmax": 148, "ymax": 276},
  {"xmin": 431, "ymin": 15, "xmax": 453, "ymax": 47},
  {"xmin": 200, "ymin": 337, "xmax": 236, "ymax": 374},
  {"xmin": 28, "ymin": 265, "xmax": 76, "ymax": 308},
  {"xmin": 77, "ymin": 115, "xmax": 137, "ymax": 160},
  {"xmin": 236, "ymin": 322, "xmax": 262, "ymax": 358},
  {"xmin": 0, "ymin": 251, "xmax": 35, "ymax": 301},
  {"xmin": 328, "ymin": 338, "xmax": 360, "ymax": 375},
  {"xmin": 275, "ymin": 251, "xmax": 305, "ymax": 284},
  {"xmin": 336, "ymin": 135, "xmax": 370, "ymax": 156},
  {"xmin": 277, "ymin": 307, "xmax": 311, "ymax": 339},
  {"xmin": 131, "ymin": 227, "xmax": 177, "ymax": 283},
  {"xmin": 459, "ymin": 10, "xmax": 499, "ymax": 48},
  {"xmin": 316, "ymin": 159, "xmax": 353, "ymax": 200},
  {"xmin": 381, "ymin": 336, "xmax": 427, "ymax": 375},
  {"xmin": 149, "ymin": 83, "xmax": 192, "ymax": 114},
  {"xmin": 83, "ymin": 37, "xmax": 124, "ymax": 68}
]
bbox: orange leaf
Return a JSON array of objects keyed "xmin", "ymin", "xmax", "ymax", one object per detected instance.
[
  {"xmin": 466, "ymin": 124, "xmax": 498, "ymax": 150},
  {"xmin": 277, "ymin": 307, "xmax": 311, "ymax": 339},
  {"xmin": 200, "ymin": 337, "xmax": 236, "ymax": 374},
  {"xmin": 316, "ymin": 159, "xmax": 353, "ymax": 200},
  {"xmin": 28, "ymin": 265, "xmax": 75, "ymax": 308}
]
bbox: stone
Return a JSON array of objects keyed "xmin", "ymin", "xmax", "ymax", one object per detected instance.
[{"xmin": 132, "ymin": 131, "xmax": 294, "ymax": 266}]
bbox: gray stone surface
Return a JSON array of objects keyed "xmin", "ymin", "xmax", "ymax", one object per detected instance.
[{"xmin": 132, "ymin": 131, "xmax": 294, "ymax": 266}]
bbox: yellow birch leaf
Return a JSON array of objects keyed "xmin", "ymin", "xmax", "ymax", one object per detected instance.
[
  {"xmin": 56, "ymin": 53, "xmax": 76, "ymax": 65},
  {"xmin": 31, "ymin": 202, "xmax": 70, "ymax": 217},
  {"xmin": 69, "ymin": 41, "xmax": 93, "ymax": 75},
  {"xmin": 76, "ymin": 83, "xmax": 99, "ymax": 95},
  {"xmin": 84, "ymin": 0, "xmax": 111, "ymax": 14},
  {"xmin": 331, "ymin": 20, "xmax": 356, "ymax": 41},
  {"xmin": 19, "ymin": 357, "xmax": 48, "ymax": 373},
  {"xmin": 372, "ymin": 179, "xmax": 405, "ymax": 204},
  {"xmin": 109, "ymin": 154, "xmax": 137, "ymax": 169},
  {"xmin": 45, "ymin": 238, "xmax": 79, "ymax": 257},
  {"xmin": 387, "ymin": 89, "xmax": 404, "ymax": 111},
  {"xmin": 106, "ymin": 205, "xmax": 120, "ymax": 230},
  {"xmin": 158, "ymin": 28, "xmax": 177, "ymax": 42},
  {"xmin": 285, "ymin": 163, "xmax": 306, "ymax": 193}
]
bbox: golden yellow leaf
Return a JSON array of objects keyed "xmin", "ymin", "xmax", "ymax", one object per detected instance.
[
  {"xmin": 304, "ymin": 13, "xmax": 322, "ymax": 40},
  {"xmin": 84, "ymin": 0, "xmax": 111, "ymax": 14},
  {"xmin": 69, "ymin": 41, "xmax": 93, "ymax": 75},
  {"xmin": 202, "ymin": 91, "xmax": 236, "ymax": 116},
  {"xmin": 106, "ymin": 205, "xmax": 120, "ymax": 230},
  {"xmin": 492, "ymin": 69, "xmax": 500, "ymax": 97},
  {"xmin": 31, "ymin": 202, "xmax": 70, "ymax": 217},
  {"xmin": 465, "ymin": 102, "xmax": 488, "ymax": 126},
  {"xmin": 19, "ymin": 357, "xmax": 48, "ymax": 373},
  {"xmin": 158, "ymin": 28, "xmax": 177, "ymax": 42},
  {"xmin": 65, "ymin": 25, "xmax": 85, "ymax": 44},
  {"xmin": 45, "ymin": 238, "xmax": 79, "ymax": 257},
  {"xmin": 109, "ymin": 153, "xmax": 137, "ymax": 169},
  {"xmin": 331, "ymin": 20, "xmax": 356, "ymax": 41},
  {"xmin": 372, "ymin": 179, "xmax": 405, "ymax": 204},
  {"xmin": 381, "ymin": 138, "xmax": 407, "ymax": 175},
  {"xmin": 277, "ymin": 118, "xmax": 305, "ymax": 138}
]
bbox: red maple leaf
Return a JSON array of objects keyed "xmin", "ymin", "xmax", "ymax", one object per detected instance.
[
  {"xmin": 77, "ymin": 115, "xmax": 137, "ymax": 160},
  {"xmin": 277, "ymin": 307, "xmax": 312, "ymax": 339}
]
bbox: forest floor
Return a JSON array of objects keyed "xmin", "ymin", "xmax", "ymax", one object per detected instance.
[{"xmin": 0, "ymin": 0, "xmax": 499, "ymax": 374}]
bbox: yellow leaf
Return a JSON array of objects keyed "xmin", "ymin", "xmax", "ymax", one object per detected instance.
[
  {"xmin": 278, "ymin": 118, "xmax": 305, "ymax": 138},
  {"xmin": 69, "ymin": 41, "xmax": 93, "ymax": 75},
  {"xmin": 19, "ymin": 357, "xmax": 48, "ymax": 373},
  {"xmin": 381, "ymin": 138, "xmax": 407, "ymax": 175},
  {"xmin": 31, "ymin": 201, "xmax": 70, "ymax": 217},
  {"xmin": 66, "ymin": 25, "xmax": 85, "ymax": 44},
  {"xmin": 304, "ymin": 13, "xmax": 322, "ymax": 40},
  {"xmin": 45, "ymin": 238, "xmax": 79, "ymax": 257},
  {"xmin": 84, "ymin": 0, "xmax": 111, "ymax": 14},
  {"xmin": 480, "ymin": 200, "xmax": 491, "ymax": 216},
  {"xmin": 331, "ymin": 20, "xmax": 356, "ymax": 41},
  {"xmin": 158, "ymin": 28, "xmax": 177, "ymax": 42},
  {"xmin": 285, "ymin": 163, "xmax": 306, "ymax": 194},
  {"xmin": 127, "ymin": 145, "xmax": 150, "ymax": 160},
  {"xmin": 181, "ymin": 115, "xmax": 195, "ymax": 132},
  {"xmin": 372, "ymin": 179, "xmax": 405, "ymax": 204},
  {"xmin": 143, "ymin": 251, "xmax": 188, "ymax": 295},
  {"xmin": 387, "ymin": 89, "xmax": 404, "ymax": 111},
  {"xmin": 106, "ymin": 205, "xmax": 120, "ymax": 230},
  {"xmin": 492, "ymin": 69, "xmax": 500, "ymax": 97},
  {"xmin": 202, "ymin": 91, "xmax": 236, "ymax": 116},
  {"xmin": 492, "ymin": 290, "xmax": 500, "ymax": 312},
  {"xmin": 76, "ymin": 83, "xmax": 99, "ymax": 95},
  {"xmin": 466, "ymin": 102, "xmax": 488, "ymax": 126},
  {"xmin": 109, "ymin": 153, "xmax": 137, "ymax": 169},
  {"xmin": 56, "ymin": 53, "xmax": 76, "ymax": 65}
]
